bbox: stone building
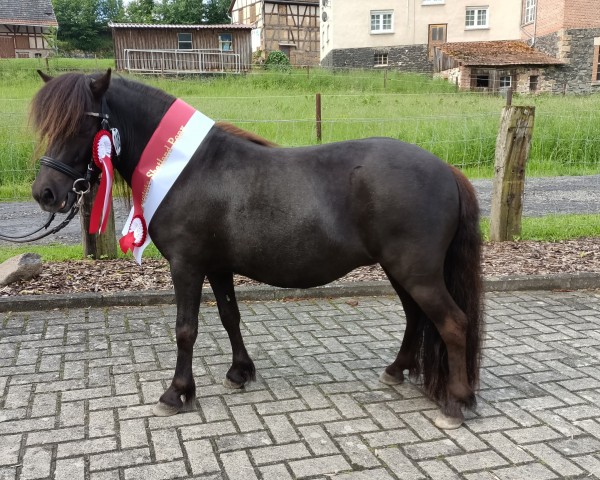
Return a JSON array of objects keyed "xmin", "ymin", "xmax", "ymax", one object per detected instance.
[
  {"xmin": 434, "ymin": 40, "xmax": 564, "ymax": 93},
  {"xmin": 320, "ymin": 0, "xmax": 522, "ymax": 72},
  {"xmin": 521, "ymin": 0, "xmax": 600, "ymax": 93}
]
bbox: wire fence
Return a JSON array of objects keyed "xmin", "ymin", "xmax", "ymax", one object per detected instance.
[{"xmin": 1, "ymin": 61, "xmax": 599, "ymax": 203}]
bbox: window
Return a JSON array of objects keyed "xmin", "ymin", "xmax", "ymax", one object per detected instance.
[
  {"xmin": 371, "ymin": 11, "xmax": 393, "ymax": 34},
  {"xmin": 593, "ymin": 45, "xmax": 600, "ymax": 82},
  {"xmin": 465, "ymin": 7, "xmax": 488, "ymax": 29},
  {"xmin": 374, "ymin": 52, "xmax": 388, "ymax": 66},
  {"xmin": 499, "ymin": 75, "xmax": 512, "ymax": 89},
  {"xmin": 523, "ymin": 0, "xmax": 536, "ymax": 24},
  {"xmin": 529, "ymin": 75, "xmax": 539, "ymax": 92},
  {"xmin": 178, "ymin": 33, "xmax": 192, "ymax": 50},
  {"xmin": 219, "ymin": 33, "xmax": 233, "ymax": 51},
  {"xmin": 471, "ymin": 70, "xmax": 490, "ymax": 89}
]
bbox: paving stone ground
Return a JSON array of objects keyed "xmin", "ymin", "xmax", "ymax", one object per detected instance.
[{"xmin": 1, "ymin": 290, "xmax": 600, "ymax": 479}]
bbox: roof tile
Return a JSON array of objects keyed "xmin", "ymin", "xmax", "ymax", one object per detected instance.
[
  {"xmin": 0, "ymin": 0, "xmax": 57, "ymax": 26},
  {"xmin": 438, "ymin": 40, "xmax": 564, "ymax": 66}
]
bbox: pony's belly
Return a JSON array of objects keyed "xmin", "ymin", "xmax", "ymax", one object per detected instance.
[{"xmin": 235, "ymin": 257, "xmax": 373, "ymax": 289}]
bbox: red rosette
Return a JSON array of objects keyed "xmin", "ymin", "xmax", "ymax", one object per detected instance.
[
  {"xmin": 119, "ymin": 215, "xmax": 147, "ymax": 253},
  {"xmin": 130, "ymin": 215, "xmax": 148, "ymax": 247},
  {"xmin": 92, "ymin": 130, "xmax": 113, "ymax": 169}
]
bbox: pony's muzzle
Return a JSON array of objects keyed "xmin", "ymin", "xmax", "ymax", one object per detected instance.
[{"xmin": 32, "ymin": 184, "xmax": 75, "ymax": 213}]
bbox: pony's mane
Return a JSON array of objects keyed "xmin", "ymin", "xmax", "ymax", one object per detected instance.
[
  {"xmin": 29, "ymin": 72, "xmax": 174, "ymax": 150},
  {"xmin": 216, "ymin": 121, "xmax": 277, "ymax": 147},
  {"xmin": 30, "ymin": 72, "xmax": 94, "ymax": 148}
]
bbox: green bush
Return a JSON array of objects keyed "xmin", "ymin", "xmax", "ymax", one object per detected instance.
[{"xmin": 264, "ymin": 51, "xmax": 291, "ymax": 71}]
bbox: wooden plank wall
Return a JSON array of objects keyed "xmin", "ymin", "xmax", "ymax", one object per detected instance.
[{"xmin": 112, "ymin": 28, "xmax": 252, "ymax": 71}]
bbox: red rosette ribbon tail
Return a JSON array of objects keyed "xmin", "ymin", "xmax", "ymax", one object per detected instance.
[
  {"xmin": 119, "ymin": 214, "xmax": 148, "ymax": 254},
  {"xmin": 89, "ymin": 130, "xmax": 114, "ymax": 235}
]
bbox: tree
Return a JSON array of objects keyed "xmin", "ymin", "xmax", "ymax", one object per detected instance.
[
  {"xmin": 204, "ymin": 0, "xmax": 230, "ymax": 24},
  {"xmin": 53, "ymin": 0, "xmax": 124, "ymax": 53},
  {"xmin": 155, "ymin": 0, "xmax": 204, "ymax": 24},
  {"xmin": 125, "ymin": 0, "xmax": 230, "ymax": 25},
  {"xmin": 125, "ymin": 0, "xmax": 156, "ymax": 23}
]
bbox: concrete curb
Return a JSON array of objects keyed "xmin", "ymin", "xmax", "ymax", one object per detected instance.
[{"xmin": 1, "ymin": 272, "xmax": 599, "ymax": 313}]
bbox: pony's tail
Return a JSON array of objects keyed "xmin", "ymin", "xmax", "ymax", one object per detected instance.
[{"xmin": 421, "ymin": 166, "xmax": 484, "ymax": 407}]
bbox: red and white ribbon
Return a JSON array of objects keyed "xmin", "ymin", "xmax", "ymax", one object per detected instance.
[
  {"xmin": 89, "ymin": 130, "xmax": 114, "ymax": 235},
  {"xmin": 120, "ymin": 99, "xmax": 214, "ymax": 264}
]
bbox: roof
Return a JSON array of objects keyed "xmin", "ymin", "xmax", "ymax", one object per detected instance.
[
  {"xmin": 438, "ymin": 40, "xmax": 564, "ymax": 66},
  {"xmin": 0, "ymin": 0, "xmax": 57, "ymax": 27},
  {"xmin": 108, "ymin": 22, "xmax": 252, "ymax": 30},
  {"xmin": 229, "ymin": 0, "xmax": 319, "ymax": 13}
]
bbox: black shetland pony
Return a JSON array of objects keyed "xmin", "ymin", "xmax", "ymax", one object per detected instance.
[{"xmin": 30, "ymin": 70, "xmax": 483, "ymax": 429}]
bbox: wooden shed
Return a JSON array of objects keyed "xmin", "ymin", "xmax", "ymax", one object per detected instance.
[
  {"xmin": 0, "ymin": 0, "xmax": 57, "ymax": 58},
  {"xmin": 109, "ymin": 22, "xmax": 253, "ymax": 74}
]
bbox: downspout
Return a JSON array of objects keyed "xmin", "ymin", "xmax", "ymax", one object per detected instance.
[
  {"xmin": 261, "ymin": 1, "xmax": 266, "ymax": 54},
  {"xmin": 532, "ymin": 1, "xmax": 537, "ymax": 47}
]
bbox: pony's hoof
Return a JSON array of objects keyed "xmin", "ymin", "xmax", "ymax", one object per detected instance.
[
  {"xmin": 223, "ymin": 377, "xmax": 244, "ymax": 389},
  {"xmin": 152, "ymin": 401, "xmax": 180, "ymax": 417},
  {"xmin": 434, "ymin": 411, "xmax": 464, "ymax": 429},
  {"xmin": 379, "ymin": 371, "xmax": 403, "ymax": 386}
]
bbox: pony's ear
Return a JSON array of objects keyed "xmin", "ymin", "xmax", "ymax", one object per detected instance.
[
  {"xmin": 37, "ymin": 70, "xmax": 53, "ymax": 83},
  {"xmin": 90, "ymin": 68, "xmax": 112, "ymax": 98}
]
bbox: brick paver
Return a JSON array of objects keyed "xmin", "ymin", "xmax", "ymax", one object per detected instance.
[{"xmin": 1, "ymin": 290, "xmax": 600, "ymax": 479}]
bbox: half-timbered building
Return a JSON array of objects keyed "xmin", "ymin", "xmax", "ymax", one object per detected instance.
[
  {"xmin": 229, "ymin": 0, "xmax": 320, "ymax": 66},
  {"xmin": 0, "ymin": 0, "xmax": 57, "ymax": 58}
]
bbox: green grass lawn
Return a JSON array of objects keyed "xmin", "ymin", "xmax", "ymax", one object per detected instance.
[{"xmin": 1, "ymin": 59, "xmax": 599, "ymax": 199}]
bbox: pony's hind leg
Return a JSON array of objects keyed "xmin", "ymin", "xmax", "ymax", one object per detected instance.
[
  {"xmin": 153, "ymin": 263, "xmax": 205, "ymax": 417},
  {"xmin": 207, "ymin": 272, "xmax": 256, "ymax": 389},
  {"xmin": 383, "ymin": 262, "xmax": 472, "ymax": 429},
  {"xmin": 379, "ymin": 274, "xmax": 424, "ymax": 386},
  {"xmin": 406, "ymin": 277, "xmax": 472, "ymax": 429}
]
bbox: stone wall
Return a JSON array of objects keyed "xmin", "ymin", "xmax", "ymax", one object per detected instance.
[
  {"xmin": 535, "ymin": 28, "xmax": 600, "ymax": 93},
  {"xmin": 321, "ymin": 44, "xmax": 431, "ymax": 73}
]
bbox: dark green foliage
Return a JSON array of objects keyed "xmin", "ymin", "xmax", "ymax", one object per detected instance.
[
  {"xmin": 126, "ymin": 0, "xmax": 230, "ymax": 24},
  {"xmin": 53, "ymin": 0, "xmax": 124, "ymax": 54},
  {"xmin": 264, "ymin": 51, "xmax": 291, "ymax": 71}
]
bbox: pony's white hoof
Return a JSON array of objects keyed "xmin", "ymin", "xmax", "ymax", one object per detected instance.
[
  {"xmin": 223, "ymin": 377, "xmax": 244, "ymax": 389},
  {"xmin": 379, "ymin": 371, "xmax": 403, "ymax": 386},
  {"xmin": 152, "ymin": 401, "xmax": 180, "ymax": 417},
  {"xmin": 434, "ymin": 412, "xmax": 464, "ymax": 430}
]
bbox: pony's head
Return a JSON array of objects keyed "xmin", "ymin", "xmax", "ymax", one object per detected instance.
[{"xmin": 31, "ymin": 69, "xmax": 112, "ymax": 213}]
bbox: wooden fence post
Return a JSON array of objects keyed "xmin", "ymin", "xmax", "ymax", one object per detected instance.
[
  {"xmin": 79, "ymin": 183, "xmax": 118, "ymax": 259},
  {"xmin": 489, "ymin": 105, "xmax": 535, "ymax": 241},
  {"xmin": 316, "ymin": 92, "xmax": 322, "ymax": 143}
]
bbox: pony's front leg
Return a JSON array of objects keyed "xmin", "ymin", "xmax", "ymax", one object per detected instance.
[
  {"xmin": 207, "ymin": 272, "xmax": 256, "ymax": 389},
  {"xmin": 153, "ymin": 264, "xmax": 205, "ymax": 417}
]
